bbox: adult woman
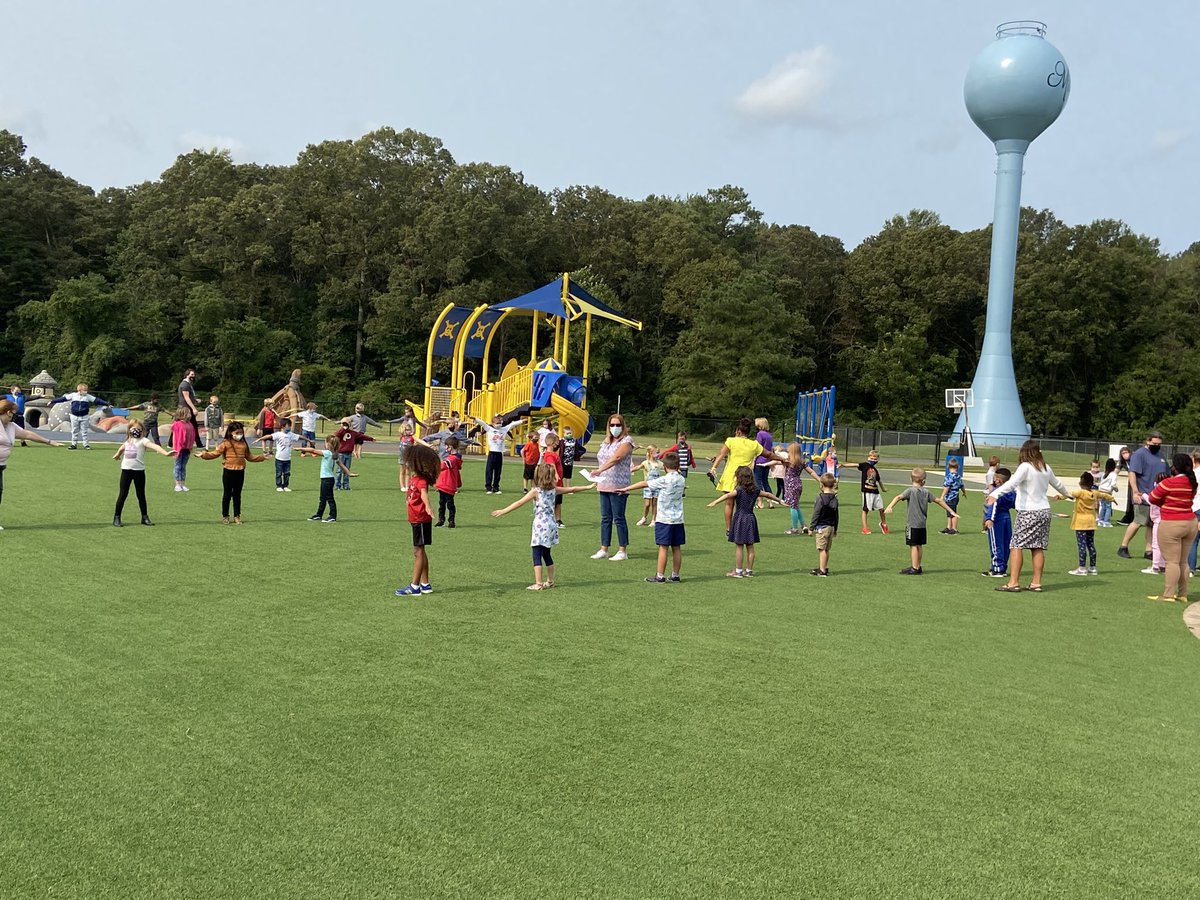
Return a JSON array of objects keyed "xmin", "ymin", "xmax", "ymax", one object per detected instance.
[
  {"xmin": 752, "ymin": 417, "xmax": 774, "ymax": 505},
  {"xmin": 0, "ymin": 399, "xmax": 62, "ymax": 529},
  {"xmin": 1117, "ymin": 446, "xmax": 1134, "ymax": 525},
  {"xmin": 708, "ymin": 417, "xmax": 765, "ymax": 535},
  {"xmin": 1147, "ymin": 453, "xmax": 1199, "ymax": 602},
  {"xmin": 986, "ymin": 439, "xmax": 1071, "ymax": 593},
  {"xmin": 588, "ymin": 412, "xmax": 635, "ymax": 561}
]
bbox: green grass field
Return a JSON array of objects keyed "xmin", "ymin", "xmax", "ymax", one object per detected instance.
[{"xmin": 3, "ymin": 444, "xmax": 1199, "ymax": 898}]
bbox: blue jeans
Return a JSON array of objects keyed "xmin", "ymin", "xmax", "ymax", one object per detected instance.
[
  {"xmin": 336, "ymin": 452, "xmax": 352, "ymax": 488},
  {"xmin": 173, "ymin": 448, "xmax": 190, "ymax": 482},
  {"xmin": 599, "ymin": 491, "xmax": 629, "ymax": 549},
  {"xmin": 1098, "ymin": 499, "xmax": 1112, "ymax": 525},
  {"xmin": 275, "ymin": 458, "xmax": 291, "ymax": 488},
  {"xmin": 754, "ymin": 465, "xmax": 771, "ymax": 494},
  {"xmin": 1189, "ymin": 511, "xmax": 1200, "ymax": 572}
]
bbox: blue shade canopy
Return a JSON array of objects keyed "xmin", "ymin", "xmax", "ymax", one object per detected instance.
[
  {"xmin": 460, "ymin": 308, "xmax": 506, "ymax": 359},
  {"xmin": 430, "ymin": 306, "xmax": 476, "ymax": 358},
  {"xmin": 489, "ymin": 278, "xmax": 642, "ymax": 330}
]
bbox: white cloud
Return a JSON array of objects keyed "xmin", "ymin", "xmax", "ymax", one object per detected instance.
[
  {"xmin": 0, "ymin": 99, "xmax": 46, "ymax": 141},
  {"xmin": 734, "ymin": 47, "xmax": 836, "ymax": 128},
  {"xmin": 1151, "ymin": 129, "xmax": 1189, "ymax": 154},
  {"xmin": 177, "ymin": 130, "xmax": 248, "ymax": 158},
  {"xmin": 97, "ymin": 115, "xmax": 146, "ymax": 151}
]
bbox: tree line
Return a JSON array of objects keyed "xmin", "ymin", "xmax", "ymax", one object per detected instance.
[{"xmin": 1, "ymin": 127, "xmax": 1196, "ymax": 438}]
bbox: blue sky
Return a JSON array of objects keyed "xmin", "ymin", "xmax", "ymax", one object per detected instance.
[{"xmin": 3, "ymin": 0, "xmax": 1196, "ymax": 253}]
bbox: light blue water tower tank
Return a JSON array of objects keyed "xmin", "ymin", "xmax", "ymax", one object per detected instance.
[{"xmin": 955, "ymin": 21, "xmax": 1069, "ymax": 446}]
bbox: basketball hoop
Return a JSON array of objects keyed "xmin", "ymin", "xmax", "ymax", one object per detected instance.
[{"xmin": 946, "ymin": 388, "xmax": 977, "ymax": 459}]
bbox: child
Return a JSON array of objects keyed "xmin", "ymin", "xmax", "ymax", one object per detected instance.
[
  {"xmin": 263, "ymin": 418, "xmax": 313, "ymax": 492},
  {"xmin": 707, "ymin": 465, "xmax": 781, "ymax": 578},
  {"xmin": 112, "ymin": 420, "xmax": 173, "ymax": 526},
  {"xmin": 433, "ymin": 436, "xmax": 463, "ymax": 527},
  {"xmin": 1097, "ymin": 458, "xmax": 1119, "ymax": 527},
  {"xmin": 983, "ymin": 467, "xmax": 1016, "ymax": 577},
  {"xmin": 491, "ymin": 461, "xmax": 594, "ymax": 590},
  {"xmin": 634, "ymin": 445, "xmax": 663, "ymax": 526},
  {"xmin": 129, "ymin": 394, "xmax": 163, "ymax": 445},
  {"xmin": 884, "ymin": 467, "xmax": 955, "ymax": 575},
  {"xmin": 857, "ymin": 450, "xmax": 888, "ymax": 534},
  {"xmin": 664, "ymin": 431, "xmax": 695, "ymax": 485},
  {"xmin": 349, "ymin": 403, "xmax": 380, "ymax": 460},
  {"xmin": 334, "ymin": 418, "xmax": 374, "ymax": 489},
  {"xmin": 542, "ymin": 432, "xmax": 566, "ymax": 526},
  {"xmin": 521, "ymin": 436, "xmax": 540, "ymax": 490},
  {"xmin": 170, "ymin": 407, "xmax": 197, "ymax": 492},
  {"xmin": 939, "ymin": 457, "xmax": 964, "ymax": 535},
  {"xmin": 397, "ymin": 423, "xmax": 416, "ymax": 490},
  {"xmin": 982, "ymin": 455, "xmax": 1001, "ymax": 531},
  {"xmin": 780, "ymin": 442, "xmax": 818, "ymax": 535},
  {"xmin": 296, "ymin": 401, "xmax": 326, "ymax": 444},
  {"xmin": 536, "ymin": 418, "xmax": 554, "ymax": 450},
  {"xmin": 560, "ymin": 426, "xmax": 577, "ymax": 486},
  {"xmin": 204, "ymin": 396, "xmax": 224, "ymax": 449},
  {"xmin": 622, "ymin": 450, "xmax": 687, "ymax": 583},
  {"xmin": 1060, "ymin": 471, "xmax": 1113, "ymax": 576},
  {"xmin": 51, "ymin": 382, "xmax": 110, "ymax": 450},
  {"xmin": 475, "ymin": 413, "xmax": 523, "ymax": 494},
  {"xmin": 199, "ymin": 422, "xmax": 267, "ymax": 525},
  {"xmin": 1143, "ymin": 471, "xmax": 1170, "ymax": 576},
  {"xmin": 809, "ymin": 473, "xmax": 839, "ymax": 576},
  {"xmin": 396, "ymin": 444, "xmax": 442, "ymax": 596},
  {"xmin": 255, "ymin": 399, "xmax": 277, "ymax": 454},
  {"xmin": 299, "ymin": 435, "xmax": 356, "ymax": 522}
]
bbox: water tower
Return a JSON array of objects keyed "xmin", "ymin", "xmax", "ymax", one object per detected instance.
[{"xmin": 955, "ymin": 21, "xmax": 1069, "ymax": 445}]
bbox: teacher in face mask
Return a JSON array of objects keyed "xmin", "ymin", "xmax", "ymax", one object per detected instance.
[
  {"xmin": 1118, "ymin": 430, "xmax": 1170, "ymax": 561},
  {"xmin": 588, "ymin": 412, "xmax": 635, "ymax": 562}
]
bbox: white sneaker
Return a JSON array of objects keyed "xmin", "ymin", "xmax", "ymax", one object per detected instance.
[
  {"xmin": 609, "ymin": 550, "xmax": 628, "ymax": 561},
  {"xmin": 283, "ymin": 487, "xmax": 292, "ymax": 492},
  {"xmin": 1141, "ymin": 566, "xmax": 1162, "ymax": 574},
  {"xmin": 181, "ymin": 485, "xmax": 189, "ymax": 492},
  {"xmin": 590, "ymin": 549, "xmax": 609, "ymax": 559},
  {"xmin": 1067, "ymin": 567, "xmax": 1088, "ymax": 576},
  {"xmin": 277, "ymin": 487, "xmax": 284, "ymax": 492},
  {"xmin": 1087, "ymin": 567, "xmax": 1098, "ymax": 575},
  {"xmin": 174, "ymin": 485, "xmax": 183, "ymax": 492}
]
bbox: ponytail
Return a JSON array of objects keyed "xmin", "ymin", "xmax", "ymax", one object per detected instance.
[{"xmin": 1172, "ymin": 452, "xmax": 1197, "ymax": 492}]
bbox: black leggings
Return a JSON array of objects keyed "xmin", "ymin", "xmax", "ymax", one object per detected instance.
[
  {"xmin": 115, "ymin": 469, "xmax": 148, "ymax": 517},
  {"xmin": 532, "ymin": 545, "xmax": 554, "ymax": 566},
  {"xmin": 316, "ymin": 477, "xmax": 337, "ymax": 519},
  {"xmin": 222, "ymin": 468, "xmax": 245, "ymax": 518}
]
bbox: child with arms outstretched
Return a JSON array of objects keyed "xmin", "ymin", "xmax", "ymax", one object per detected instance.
[
  {"xmin": 884, "ymin": 467, "xmax": 956, "ymax": 574},
  {"xmin": 298, "ymin": 435, "xmax": 356, "ymax": 522},
  {"xmin": 491, "ymin": 462, "xmax": 594, "ymax": 590},
  {"xmin": 112, "ymin": 420, "xmax": 173, "ymax": 526},
  {"xmin": 707, "ymin": 465, "xmax": 781, "ymax": 578}
]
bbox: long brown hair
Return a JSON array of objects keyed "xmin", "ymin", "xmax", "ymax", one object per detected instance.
[{"xmin": 1017, "ymin": 439, "xmax": 1046, "ymax": 471}]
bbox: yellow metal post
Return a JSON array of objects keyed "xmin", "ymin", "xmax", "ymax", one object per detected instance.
[
  {"xmin": 530, "ymin": 311, "xmax": 539, "ymax": 363},
  {"xmin": 581, "ymin": 313, "xmax": 593, "ymax": 389}
]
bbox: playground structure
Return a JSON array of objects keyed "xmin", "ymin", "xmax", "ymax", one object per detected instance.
[
  {"xmin": 411, "ymin": 274, "xmax": 642, "ymax": 451},
  {"xmin": 795, "ymin": 385, "xmax": 837, "ymax": 474}
]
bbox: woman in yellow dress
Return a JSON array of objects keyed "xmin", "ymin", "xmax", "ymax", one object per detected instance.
[{"xmin": 707, "ymin": 417, "xmax": 764, "ymax": 535}]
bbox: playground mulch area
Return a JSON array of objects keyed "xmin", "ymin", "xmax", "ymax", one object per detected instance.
[{"xmin": 3, "ymin": 448, "xmax": 1199, "ymax": 899}]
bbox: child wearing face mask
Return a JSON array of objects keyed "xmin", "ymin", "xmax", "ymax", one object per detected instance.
[
  {"xmin": 199, "ymin": 422, "xmax": 267, "ymax": 524},
  {"xmin": 112, "ymin": 419, "xmax": 173, "ymax": 527}
]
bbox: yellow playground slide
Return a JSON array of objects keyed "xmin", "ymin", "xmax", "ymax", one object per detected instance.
[{"xmin": 548, "ymin": 394, "xmax": 591, "ymax": 445}]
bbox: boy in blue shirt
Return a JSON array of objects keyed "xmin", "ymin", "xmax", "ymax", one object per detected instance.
[
  {"xmin": 983, "ymin": 467, "xmax": 1015, "ymax": 577},
  {"xmin": 622, "ymin": 451, "xmax": 687, "ymax": 583},
  {"xmin": 938, "ymin": 457, "xmax": 965, "ymax": 535}
]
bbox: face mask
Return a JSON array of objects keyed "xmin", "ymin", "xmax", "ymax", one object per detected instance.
[
  {"xmin": 233, "ymin": 433, "xmax": 244, "ymax": 442},
  {"xmin": 1148, "ymin": 445, "xmax": 1161, "ymax": 455},
  {"xmin": 609, "ymin": 426, "xmax": 622, "ymax": 437},
  {"xmin": 129, "ymin": 428, "xmax": 142, "ymax": 438}
]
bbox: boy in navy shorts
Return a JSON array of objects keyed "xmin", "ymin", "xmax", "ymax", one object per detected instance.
[{"xmin": 622, "ymin": 451, "xmax": 686, "ymax": 583}]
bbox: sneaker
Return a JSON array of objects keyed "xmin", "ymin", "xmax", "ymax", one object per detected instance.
[
  {"xmin": 181, "ymin": 485, "xmax": 189, "ymax": 492},
  {"xmin": 557, "ymin": 521, "xmax": 566, "ymax": 527},
  {"xmin": 1067, "ymin": 567, "xmax": 1088, "ymax": 576},
  {"xmin": 276, "ymin": 487, "xmax": 284, "ymax": 492},
  {"xmin": 645, "ymin": 575, "xmax": 666, "ymax": 583},
  {"xmin": 590, "ymin": 549, "xmax": 609, "ymax": 560},
  {"xmin": 899, "ymin": 567, "xmax": 923, "ymax": 575},
  {"xmin": 322, "ymin": 517, "xmax": 336, "ymax": 523},
  {"xmin": 83, "ymin": 445, "xmax": 92, "ymax": 450},
  {"xmin": 68, "ymin": 444, "xmax": 77, "ymax": 450},
  {"xmin": 609, "ymin": 550, "xmax": 628, "ymax": 561},
  {"xmin": 174, "ymin": 485, "xmax": 183, "ymax": 492},
  {"xmin": 1117, "ymin": 547, "xmax": 1131, "ymax": 559},
  {"xmin": 283, "ymin": 487, "xmax": 292, "ymax": 492},
  {"xmin": 812, "ymin": 568, "xmax": 829, "ymax": 577},
  {"xmin": 485, "ymin": 490, "xmax": 494, "ymax": 495},
  {"xmin": 1141, "ymin": 566, "xmax": 1164, "ymax": 574},
  {"xmin": 986, "ymin": 571, "xmax": 1007, "ymax": 578},
  {"xmin": 395, "ymin": 584, "xmax": 422, "ymax": 596},
  {"xmin": 1087, "ymin": 567, "xmax": 1098, "ymax": 575},
  {"xmin": 1144, "ymin": 551, "xmax": 1154, "ymax": 560},
  {"xmin": 880, "ymin": 524, "xmax": 890, "ymax": 535},
  {"xmin": 861, "ymin": 527, "xmax": 871, "ymax": 534},
  {"xmin": 946, "ymin": 528, "xmax": 959, "ymax": 535},
  {"xmin": 939, "ymin": 527, "xmax": 952, "ymax": 535},
  {"xmin": 667, "ymin": 574, "xmax": 681, "ymax": 583},
  {"xmin": 494, "ymin": 489, "xmax": 502, "ymax": 494},
  {"xmin": 420, "ymin": 583, "xmax": 433, "ymax": 594},
  {"xmin": 435, "ymin": 521, "xmax": 445, "ymax": 528},
  {"xmin": 308, "ymin": 514, "xmax": 322, "ymax": 521},
  {"xmin": 743, "ymin": 569, "xmax": 754, "ymax": 577}
]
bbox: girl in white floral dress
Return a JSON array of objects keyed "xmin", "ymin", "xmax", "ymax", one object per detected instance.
[{"xmin": 492, "ymin": 463, "xmax": 595, "ymax": 590}]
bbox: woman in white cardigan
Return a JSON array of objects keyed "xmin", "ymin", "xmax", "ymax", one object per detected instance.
[{"xmin": 985, "ymin": 440, "xmax": 1071, "ymax": 593}]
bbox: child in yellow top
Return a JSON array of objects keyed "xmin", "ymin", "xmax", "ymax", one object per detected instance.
[{"xmin": 1060, "ymin": 472, "xmax": 1114, "ymax": 576}]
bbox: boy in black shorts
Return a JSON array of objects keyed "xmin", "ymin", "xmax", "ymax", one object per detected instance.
[{"xmin": 884, "ymin": 467, "xmax": 955, "ymax": 575}]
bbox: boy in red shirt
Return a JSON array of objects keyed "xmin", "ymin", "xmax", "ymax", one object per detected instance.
[
  {"xmin": 434, "ymin": 436, "xmax": 463, "ymax": 528},
  {"xmin": 522, "ymin": 437, "xmax": 541, "ymax": 490},
  {"xmin": 397, "ymin": 444, "xmax": 441, "ymax": 597},
  {"xmin": 334, "ymin": 418, "xmax": 375, "ymax": 489}
]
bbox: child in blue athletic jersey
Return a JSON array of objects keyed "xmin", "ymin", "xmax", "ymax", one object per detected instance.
[{"xmin": 983, "ymin": 467, "xmax": 1015, "ymax": 577}]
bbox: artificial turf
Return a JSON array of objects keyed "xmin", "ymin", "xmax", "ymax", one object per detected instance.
[{"xmin": 2, "ymin": 446, "xmax": 1198, "ymax": 898}]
